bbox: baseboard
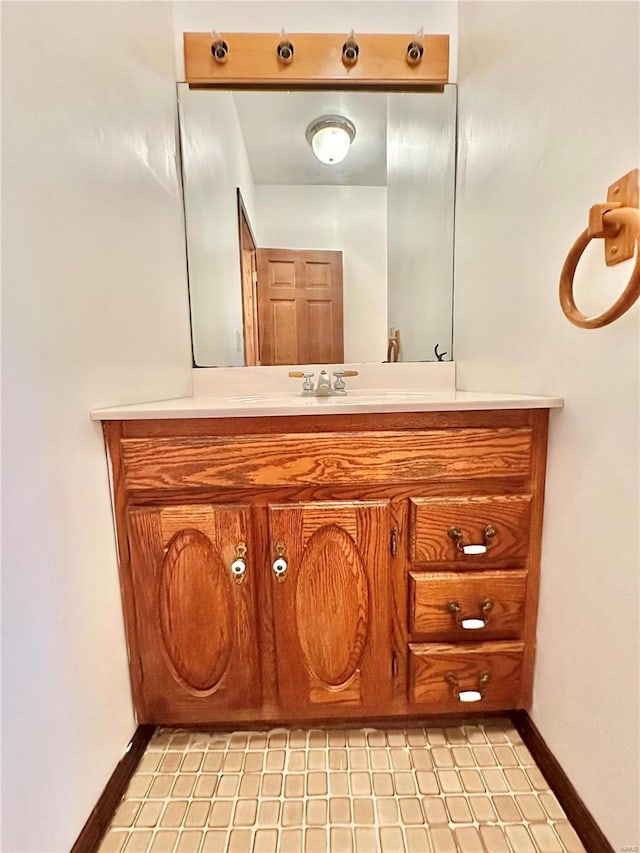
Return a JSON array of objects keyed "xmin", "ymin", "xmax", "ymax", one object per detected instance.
[
  {"xmin": 71, "ymin": 724, "xmax": 156, "ymax": 853},
  {"xmin": 510, "ymin": 711, "xmax": 614, "ymax": 853}
]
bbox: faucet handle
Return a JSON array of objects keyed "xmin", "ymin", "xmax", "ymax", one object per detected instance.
[
  {"xmin": 332, "ymin": 369, "xmax": 358, "ymax": 395},
  {"xmin": 289, "ymin": 370, "xmax": 315, "ymax": 395}
]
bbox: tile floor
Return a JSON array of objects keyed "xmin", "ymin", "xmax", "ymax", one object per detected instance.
[{"xmin": 99, "ymin": 718, "xmax": 586, "ymax": 853}]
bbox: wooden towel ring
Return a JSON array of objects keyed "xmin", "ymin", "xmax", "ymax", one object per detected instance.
[{"xmin": 559, "ymin": 169, "xmax": 640, "ymax": 329}]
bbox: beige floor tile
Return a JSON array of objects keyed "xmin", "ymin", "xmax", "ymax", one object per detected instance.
[
  {"xmin": 347, "ymin": 729, "xmax": 367, "ymax": 747},
  {"xmin": 287, "ymin": 751, "xmax": 305, "ymax": 772},
  {"xmin": 398, "ymin": 798, "xmax": 424, "ymax": 824},
  {"xmin": 505, "ymin": 825, "xmax": 537, "ymax": 853},
  {"xmin": 431, "ymin": 747, "xmax": 454, "ymax": 767},
  {"xmin": 307, "ymin": 750, "xmax": 326, "ymax": 770},
  {"xmin": 406, "ymin": 728, "xmax": 427, "ymax": 746},
  {"xmin": 99, "ymin": 829, "xmax": 128, "ymax": 852},
  {"xmin": 329, "ymin": 797, "xmax": 351, "ymax": 824},
  {"xmin": 306, "ymin": 799, "xmax": 328, "ymax": 825},
  {"xmin": 387, "ymin": 731, "xmax": 407, "ymax": 747},
  {"xmin": 307, "ymin": 771, "xmax": 328, "ymax": 796},
  {"xmin": 516, "ymin": 743, "xmax": 535, "ymax": 765},
  {"xmin": 527, "ymin": 766, "xmax": 551, "ymax": 791},
  {"xmin": 390, "ymin": 750, "xmax": 412, "ymax": 770},
  {"xmin": 445, "ymin": 795, "xmax": 473, "ymax": 824},
  {"xmin": 147, "ymin": 775, "xmax": 174, "ymax": 799},
  {"xmin": 393, "ymin": 771, "xmax": 416, "ymax": 795},
  {"xmin": 264, "ymin": 750, "xmax": 285, "ymax": 771},
  {"xmin": 370, "ymin": 750, "xmax": 391, "ymax": 770},
  {"xmin": 330, "ymin": 827, "xmax": 353, "ymax": 853},
  {"xmin": 505, "ymin": 767, "xmax": 533, "ymax": 791},
  {"xmin": 112, "ymin": 801, "xmax": 141, "ymax": 828},
  {"xmin": 350, "ymin": 771, "xmax": 372, "ymax": 795},
  {"xmin": 126, "ymin": 774, "xmax": 153, "ymax": 799},
  {"xmin": 468, "ymin": 795, "xmax": 497, "ymax": 822},
  {"xmin": 354, "ymin": 828, "xmax": 378, "ymax": 853},
  {"xmin": 135, "ymin": 801, "xmax": 163, "ymax": 828},
  {"xmin": 350, "ymin": 749, "xmax": 369, "ymax": 769},
  {"xmin": 227, "ymin": 829, "xmax": 252, "ymax": 853},
  {"xmin": 493, "ymin": 794, "xmax": 523, "ymax": 821},
  {"xmin": 455, "ymin": 827, "xmax": 484, "ymax": 852},
  {"xmin": 305, "ymin": 828, "xmax": 328, "ymax": 852},
  {"xmin": 280, "ymin": 829, "xmax": 303, "ymax": 852},
  {"xmin": 437, "ymin": 769, "xmax": 463, "ymax": 792},
  {"xmin": 244, "ymin": 752, "xmax": 264, "ymax": 773},
  {"xmin": 376, "ymin": 798, "xmax": 399, "ymax": 824},
  {"xmin": 202, "ymin": 752, "xmax": 223, "ymax": 773},
  {"xmin": 422, "ymin": 796, "xmax": 448, "ymax": 825},
  {"xmin": 473, "ymin": 745, "xmax": 497, "ymax": 766},
  {"xmin": 517, "ymin": 793, "xmax": 547, "ymax": 821},
  {"xmin": 405, "ymin": 827, "xmax": 430, "ymax": 852},
  {"xmin": 367, "ymin": 731, "xmax": 387, "ymax": 747},
  {"xmin": 289, "ymin": 729, "xmax": 307, "ymax": 748},
  {"xmin": 171, "ymin": 774, "xmax": 196, "ymax": 798},
  {"xmin": 329, "ymin": 729, "xmax": 347, "ymax": 747},
  {"xmin": 463, "ymin": 726, "xmax": 486, "ymax": 744},
  {"xmin": 309, "ymin": 730, "xmax": 327, "ymax": 748},
  {"xmin": 529, "ymin": 823, "xmax": 564, "ymax": 852},
  {"xmin": 379, "ymin": 827, "xmax": 405, "ymax": 853},
  {"xmin": 247, "ymin": 734, "xmax": 267, "ymax": 749},
  {"xmin": 180, "ymin": 752, "xmax": 204, "ymax": 772},
  {"xmin": 480, "ymin": 826, "xmax": 510, "ymax": 852},
  {"xmin": 268, "ymin": 732, "xmax": 287, "ymax": 748},
  {"xmin": 554, "ymin": 822, "xmax": 587, "ymax": 852},
  {"xmin": 281, "ymin": 800, "xmax": 304, "ymax": 827},
  {"xmin": 138, "ymin": 753, "xmax": 162, "ymax": 773},
  {"xmin": 329, "ymin": 771, "xmax": 349, "ymax": 795},
  {"xmin": 372, "ymin": 772, "xmax": 395, "ymax": 796},
  {"xmin": 175, "ymin": 832, "xmax": 203, "ymax": 853},
  {"xmin": 445, "ymin": 726, "xmax": 468, "ymax": 745},
  {"xmin": 493, "ymin": 744, "xmax": 518, "ymax": 766},
  {"xmin": 201, "ymin": 831, "xmax": 228, "ymax": 853},
  {"xmin": 149, "ymin": 831, "xmax": 178, "ymax": 853},
  {"xmin": 416, "ymin": 770, "xmax": 439, "ymax": 794},
  {"xmin": 283, "ymin": 774, "xmax": 305, "ymax": 798},
  {"xmin": 484, "ymin": 724, "xmax": 509, "ymax": 743},
  {"xmin": 539, "ymin": 791, "xmax": 566, "ymax": 820},
  {"xmin": 208, "ymin": 800, "xmax": 233, "ymax": 828},
  {"xmin": 193, "ymin": 774, "xmax": 217, "ymax": 798},
  {"xmin": 410, "ymin": 749, "xmax": 433, "ymax": 771},
  {"xmin": 261, "ymin": 773, "xmax": 283, "ymax": 797},
  {"xmin": 222, "ymin": 752, "xmax": 244, "ymax": 773},
  {"xmin": 158, "ymin": 754, "xmax": 181, "ymax": 773},
  {"xmin": 451, "ymin": 746, "xmax": 475, "ymax": 767},
  {"xmin": 257, "ymin": 800, "xmax": 280, "ymax": 826},
  {"xmin": 428, "ymin": 827, "xmax": 457, "ymax": 853},
  {"xmin": 253, "ymin": 829, "xmax": 278, "ymax": 853},
  {"xmin": 426, "ymin": 727, "xmax": 447, "ymax": 746},
  {"xmin": 124, "ymin": 832, "xmax": 154, "ymax": 852},
  {"xmin": 353, "ymin": 798, "xmax": 375, "ymax": 825},
  {"xmin": 459, "ymin": 769, "xmax": 485, "ymax": 793},
  {"xmin": 160, "ymin": 801, "xmax": 188, "ymax": 829},
  {"xmin": 482, "ymin": 768, "xmax": 509, "ymax": 792},
  {"xmin": 232, "ymin": 799, "xmax": 257, "ymax": 827}
]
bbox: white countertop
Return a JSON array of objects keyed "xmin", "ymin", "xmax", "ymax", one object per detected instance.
[{"xmin": 91, "ymin": 389, "xmax": 563, "ymax": 420}]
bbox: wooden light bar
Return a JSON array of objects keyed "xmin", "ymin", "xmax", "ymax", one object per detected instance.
[{"xmin": 184, "ymin": 32, "xmax": 450, "ymax": 88}]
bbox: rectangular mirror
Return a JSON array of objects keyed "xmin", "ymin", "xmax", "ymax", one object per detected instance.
[{"xmin": 178, "ymin": 83, "xmax": 457, "ymax": 367}]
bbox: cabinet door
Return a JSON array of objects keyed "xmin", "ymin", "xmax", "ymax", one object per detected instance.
[
  {"xmin": 128, "ymin": 504, "xmax": 260, "ymax": 722},
  {"xmin": 268, "ymin": 500, "xmax": 391, "ymax": 712}
]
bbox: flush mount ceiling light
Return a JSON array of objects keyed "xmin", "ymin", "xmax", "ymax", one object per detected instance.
[{"xmin": 305, "ymin": 115, "xmax": 356, "ymax": 165}]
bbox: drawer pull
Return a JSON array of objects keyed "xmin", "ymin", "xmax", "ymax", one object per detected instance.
[
  {"xmin": 272, "ymin": 541, "xmax": 288, "ymax": 582},
  {"xmin": 445, "ymin": 671, "xmax": 490, "ymax": 703},
  {"xmin": 447, "ymin": 524, "xmax": 496, "ymax": 555},
  {"xmin": 230, "ymin": 542, "xmax": 248, "ymax": 583},
  {"xmin": 446, "ymin": 599, "xmax": 494, "ymax": 630}
]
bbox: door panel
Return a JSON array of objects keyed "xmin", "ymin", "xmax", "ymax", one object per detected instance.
[
  {"xmin": 268, "ymin": 500, "xmax": 391, "ymax": 712},
  {"xmin": 257, "ymin": 248, "xmax": 343, "ymax": 365},
  {"xmin": 128, "ymin": 503, "xmax": 260, "ymax": 722}
]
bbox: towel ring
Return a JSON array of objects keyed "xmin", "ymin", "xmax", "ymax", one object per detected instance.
[{"xmin": 559, "ymin": 169, "xmax": 640, "ymax": 329}]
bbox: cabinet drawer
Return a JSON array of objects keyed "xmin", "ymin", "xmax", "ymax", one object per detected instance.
[
  {"xmin": 409, "ymin": 495, "xmax": 531, "ymax": 566},
  {"xmin": 119, "ymin": 428, "xmax": 533, "ymax": 490},
  {"xmin": 409, "ymin": 642, "xmax": 524, "ymax": 711},
  {"xmin": 409, "ymin": 571, "xmax": 527, "ymax": 640}
]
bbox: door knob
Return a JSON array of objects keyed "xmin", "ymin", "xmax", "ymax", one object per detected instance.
[
  {"xmin": 230, "ymin": 542, "xmax": 248, "ymax": 583},
  {"xmin": 272, "ymin": 541, "xmax": 288, "ymax": 582}
]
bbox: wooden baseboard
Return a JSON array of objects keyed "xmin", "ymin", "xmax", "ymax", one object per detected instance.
[
  {"xmin": 510, "ymin": 711, "xmax": 613, "ymax": 853},
  {"xmin": 71, "ymin": 724, "xmax": 156, "ymax": 853}
]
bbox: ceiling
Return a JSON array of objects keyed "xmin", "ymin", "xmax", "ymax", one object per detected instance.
[{"xmin": 232, "ymin": 91, "xmax": 388, "ymax": 186}]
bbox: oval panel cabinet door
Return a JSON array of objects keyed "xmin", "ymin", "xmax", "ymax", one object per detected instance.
[
  {"xmin": 127, "ymin": 504, "xmax": 260, "ymax": 723},
  {"xmin": 296, "ymin": 524, "xmax": 369, "ymax": 687},
  {"xmin": 269, "ymin": 500, "xmax": 391, "ymax": 713},
  {"xmin": 159, "ymin": 529, "xmax": 233, "ymax": 692}
]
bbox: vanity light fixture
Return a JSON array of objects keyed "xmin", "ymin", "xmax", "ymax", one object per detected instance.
[{"xmin": 305, "ymin": 115, "xmax": 356, "ymax": 165}]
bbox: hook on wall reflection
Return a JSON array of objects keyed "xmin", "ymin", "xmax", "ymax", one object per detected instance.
[
  {"xmin": 210, "ymin": 31, "xmax": 229, "ymax": 63},
  {"xmin": 277, "ymin": 29, "xmax": 294, "ymax": 64}
]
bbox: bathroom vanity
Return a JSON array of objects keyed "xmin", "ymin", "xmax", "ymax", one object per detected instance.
[{"xmin": 94, "ymin": 387, "xmax": 560, "ymax": 726}]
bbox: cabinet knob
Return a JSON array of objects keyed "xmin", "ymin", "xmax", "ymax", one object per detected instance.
[
  {"xmin": 446, "ymin": 599, "xmax": 493, "ymax": 630},
  {"xmin": 230, "ymin": 542, "xmax": 248, "ymax": 583},
  {"xmin": 447, "ymin": 524, "xmax": 496, "ymax": 555},
  {"xmin": 445, "ymin": 671, "xmax": 490, "ymax": 703},
  {"xmin": 272, "ymin": 541, "xmax": 288, "ymax": 582}
]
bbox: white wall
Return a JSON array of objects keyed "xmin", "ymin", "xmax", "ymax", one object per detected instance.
[
  {"xmin": 387, "ymin": 87, "xmax": 456, "ymax": 361},
  {"xmin": 1, "ymin": 3, "xmax": 192, "ymax": 850},
  {"xmin": 455, "ymin": 2, "xmax": 639, "ymax": 846},
  {"xmin": 255, "ymin": 185, "xmax": 388, "ymax": 362},
  {"xmin": 179, "ymin": 87, "xmax": 258, "ymax": 366},
  {"xmin": 172, "ymin": 1, "xmax": 458, "ymax": 82}
]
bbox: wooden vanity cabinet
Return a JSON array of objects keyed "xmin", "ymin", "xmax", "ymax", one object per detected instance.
[{"xmin": 104, "ymin": 408, "xmax": 548, "ymax": 725}]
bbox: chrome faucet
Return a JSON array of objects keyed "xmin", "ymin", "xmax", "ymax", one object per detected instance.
[{"xmin": 288, "ymin": 370, "xmax": 359, "ymax": 396}]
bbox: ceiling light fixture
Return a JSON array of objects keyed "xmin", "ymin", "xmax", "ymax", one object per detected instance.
[{"xmin": 305, "ymin": 115, "xmax": 356, "ymax": 165}]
